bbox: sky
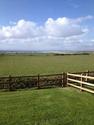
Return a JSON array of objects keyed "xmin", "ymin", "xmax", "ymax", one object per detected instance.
[{"xmin": 0, "ymin": 0, "xmax": 94, "ymax": 51}]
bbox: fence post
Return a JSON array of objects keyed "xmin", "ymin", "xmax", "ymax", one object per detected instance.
[
  {"xmin": 87, "ymin": 70, "xmax": 89, "ymax": 76},
  {"xmin": 37, "ymin": 74, "xmax": 40, "ymax": 89},
  {"xmin": 80, "ymin": 73, "xmax": 83, "ymax": 91},
  {"xmin": 63, "ymin": 72, "xmax": 67, "ymax": 87},
  {"xmin": 8, "ymin": 75, "xmax": 12, "ymax": 91},
  {"xmin": 61, "ymin": 72, "xmax": 63, "ymax": 87},
  {"xmin": 85, "ymin": 70, "xmax": 89, "ymax": 82}
]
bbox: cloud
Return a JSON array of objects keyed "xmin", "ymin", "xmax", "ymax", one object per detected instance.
[
  {"xmin": 44, "ymin": 17, "xmax": 87, "ymax": 37},
  {"xmin": 0, "ymin": 16, "xmax": 94, "ymax": 51}
]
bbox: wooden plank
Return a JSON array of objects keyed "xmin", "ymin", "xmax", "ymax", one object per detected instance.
[
  {"xmin": 68, "ymin": 83, "xmax": 94, "ymax": 94},
  {"xmin": 37, "ymin": 74, "xmax": 40, "ymax": 89},
  {"xmin": 67, "ymin": 73, "xmax": 94, "ymax": 80},
  {"xmin": 80, "ymin": 74, "xmax": 83, "ymax": 91},
  {"xmin": 68, "ymin": 78, "xmax": 94, "ymax": 87},
  {"xmin": 0, "ymin": 73, "xmax": 62, "ymax": 79},
  {"xmin": 39, "ymin": 73, "xmax": 62, "ymax": 77},
  {"xmin": 62, "ymin": 72, "xmax": 63, "ymax": 87},
  {"xmin": 68, "ymin": 83, "xmax": 81, "ymax": 89},
  {"xmin": 63, "ymin": 72, "xmax": 67, "ymax": 87},
  {"xmin": 71, "ymin": 71, "xmax": 94, "ymax": 75}
]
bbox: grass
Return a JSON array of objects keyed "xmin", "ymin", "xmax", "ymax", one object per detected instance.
[
  {"xmin": 0, "ymin": 54, "xmax": 94, "ymax": 76},
  {"xmin": 0, "ymin": 54, "xmax": 94, "ymax": 125},
  {"xmin": 0, "ymin": 87, "xmax": 94, "ymax": 125}
]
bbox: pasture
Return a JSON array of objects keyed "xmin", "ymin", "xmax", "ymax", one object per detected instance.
[
  {"xmin": 0, "ymin": 88, "xmax": 94, "ymax": 125},
  {"xmin": 0, "ymin": 54, "xmax": 94, "ymax": 76},
  {"xmin": 0, "ymin": 54, "xmax": 94, "ymax": 125}
]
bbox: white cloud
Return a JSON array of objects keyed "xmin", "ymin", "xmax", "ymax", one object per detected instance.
[
  {"xmin": 45, "ymin": 17, "xmax": 87, "ymax": 37},
  {"xmin": 0, "ymin": 16, "xmax": 93, "ymax": 51}
]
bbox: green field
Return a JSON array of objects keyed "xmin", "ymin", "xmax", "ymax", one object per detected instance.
[
  {"xmin": 0, "ymin": 54, "xmax": 94, "ymax": 125},
  {"xmin": 0, "ymin": 87, "xmax": 94, "ymax": 125},
  {"xmin": 0, "ymin": 54, "xmax": 94, "ymax": 76}
]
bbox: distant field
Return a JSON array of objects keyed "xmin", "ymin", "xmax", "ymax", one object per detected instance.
[
  {"xmin": 0, "ymin": 87, "xmax": 94, "ymax": 125},
  {"xmin": 0, "ymin": 54, "xmax": 94, "ymax": 76}
]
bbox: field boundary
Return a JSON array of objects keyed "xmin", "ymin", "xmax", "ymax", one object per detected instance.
[
  {"xmin": 0, "ymin": 70, "xmax": 94, "ymax": 93},
  {"xmin": 67, "ymin": 73, "xmax": 94, "ymax": 94},
  {"xmin": 0, "ymin": 73, "xmax": 64, "ymax": 91}
]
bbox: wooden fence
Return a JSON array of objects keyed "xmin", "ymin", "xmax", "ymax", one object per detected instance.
[
  {"xmin": 0, "ymin": 70, "xmax": 94, "ymax": 93},
  {"xmin": 0, "ymin": 73, "xmax": 67, "ymax": 91},
  {"xmin": 67, "ymin": 72, "xmax": 94, "ymax": 94}
]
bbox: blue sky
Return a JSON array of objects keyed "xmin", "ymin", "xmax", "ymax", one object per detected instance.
[{"xmin": 0, "ymin": 0, "xmax": 94, "ymax": 51}]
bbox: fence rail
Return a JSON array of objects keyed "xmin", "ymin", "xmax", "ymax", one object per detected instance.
[
  {"xmin": 67, "ymin": 73, "xmax": 94, "ymax": 94},
  {"xmin": 0, "ymin": 73, "xmax": 65, "ymax": 91},
  {"xmin": 0, "ymin": 71, "xmax": 94, "ymax": 93},
  {"xmin": 67, "ymin": 73, "xmax": 94, "ymax": 80}
]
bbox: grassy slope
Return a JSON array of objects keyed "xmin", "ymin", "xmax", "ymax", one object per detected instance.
[
  {"xmin": 0, "ymin": 87, "xmax": 94, "ymax": 125},
  {"xmin": 0, "ymin": 54, "xmax": 94, "ymax": 76}
]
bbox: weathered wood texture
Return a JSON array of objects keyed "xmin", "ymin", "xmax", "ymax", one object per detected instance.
[
  {"xmin": 0, "ymin": 73, "xmax": 63, "ymax": 91},
  {"xmin": 67, "ymin": 72, "xmax": 94, "ymax": 94},
  {"xmin": 0, "ymin": 70, "xmax": 94, "ymax": 91}
]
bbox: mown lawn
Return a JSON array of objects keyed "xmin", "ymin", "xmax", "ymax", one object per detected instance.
[
  {"xmin": 0, "ymin": 54, "xmax": 94, "ymax": 76},
  {"xmin": 0, "ymin": 87, "xmax": 94, "ymax": 125}
]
